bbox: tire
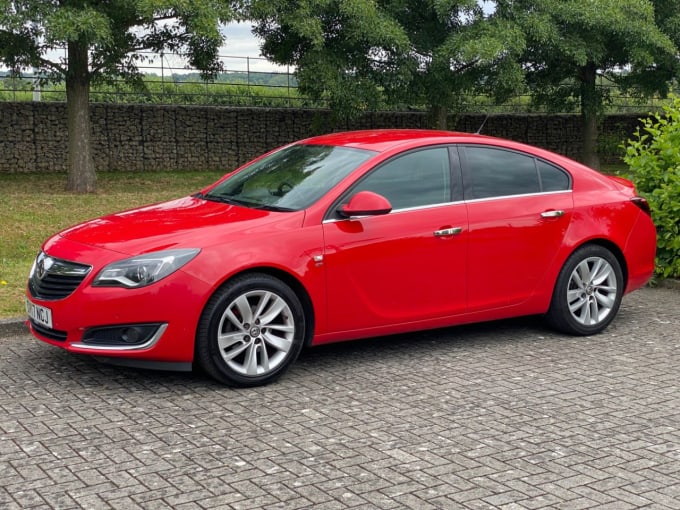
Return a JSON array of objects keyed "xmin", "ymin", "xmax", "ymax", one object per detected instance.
[
  {"xmin": 546, "ymin": 245, "xmax": 624, "ymax": 336},
  {"xmin": 196, "ymin": 273, "xmax": 306, "ymax": 387}
]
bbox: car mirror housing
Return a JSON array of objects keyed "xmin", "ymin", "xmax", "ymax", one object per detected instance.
[{"xmin": 339, "ymin": 191, "xmax": 393, "ymax": 218}]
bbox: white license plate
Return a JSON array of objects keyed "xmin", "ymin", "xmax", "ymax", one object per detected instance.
[{"xmin": 26, "ymin": 299, "xmax": 53, "ymax": 329}]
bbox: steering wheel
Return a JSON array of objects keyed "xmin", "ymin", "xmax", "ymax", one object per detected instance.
[{"xmin": 271, "ymin": 182, "xmax": 293, "ymax": 197}]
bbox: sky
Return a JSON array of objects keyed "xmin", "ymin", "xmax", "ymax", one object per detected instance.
[
  {"xmin": 222, "ymin": 22, "xmax": 262, "ymax": 59},
  {"xmin": 216, "ymin": 22, "xmax": 285, "ymax": 73},
  {"xmin": 3, "ymin": 3, "xmax": 498, "ymax": 75},
  {"xmin": 145, "ymin": 21, "xmax": 285, "ymax": 75}
]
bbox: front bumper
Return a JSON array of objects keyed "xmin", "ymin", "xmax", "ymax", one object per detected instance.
[{"xmin": 25, "ymin": 239, "xmax": 212, "ymax": 364}]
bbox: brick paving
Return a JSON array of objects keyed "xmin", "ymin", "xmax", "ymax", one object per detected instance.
[{"xmin": 1, "ymin": 287, "xmax": 679, "ymax": 509}]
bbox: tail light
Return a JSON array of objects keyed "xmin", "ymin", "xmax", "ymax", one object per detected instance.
[{"xmin": 631, "ymin": 197, "xmax": 651, "ymax": 216}]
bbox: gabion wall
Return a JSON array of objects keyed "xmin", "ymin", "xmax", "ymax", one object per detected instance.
[{"xmin": 0, "ymin": 102, "xmax": 644, "ymax": 173}]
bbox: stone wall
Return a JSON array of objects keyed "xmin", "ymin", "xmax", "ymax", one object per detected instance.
[{"xmin": 0, "ymin": 102, "xmax": 645, "ymax": 173}]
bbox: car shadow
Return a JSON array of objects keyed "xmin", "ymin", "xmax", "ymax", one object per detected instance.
[
  {"xmin": 294, "ymin": 314, "xmax": 554, "ymax": 370},
  {"xmin": 18, "ymin": 314, "xmax": 558, "ymax": 392}
]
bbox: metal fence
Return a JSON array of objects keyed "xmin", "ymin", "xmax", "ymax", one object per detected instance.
[
  {"xmin": 0, "ymin": 52, "xmax": 311, "ymax": 108},
  {"xmin": 0, "ymin": 52, "xmax": 667, "ymax": 113}
]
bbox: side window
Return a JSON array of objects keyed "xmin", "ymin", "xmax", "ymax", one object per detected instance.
[
  {"xmin": 465, "ymin": 147, "xmax": 540, "ymax": 199},
  {"xmin": 538, "ymin": 160, "xmax": 571, "ymax": 192},
  {"xmin": 351, "ymin": 147, "xmax": 451, "ymax": 210}
]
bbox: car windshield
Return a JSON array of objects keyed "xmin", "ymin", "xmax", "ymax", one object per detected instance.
[{"xmin": 204, "ymin": 144, "xmax": 376, "ymax": 211}]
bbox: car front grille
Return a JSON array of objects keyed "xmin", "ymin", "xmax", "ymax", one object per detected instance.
[
  {"xmin": 28, "ymin": 252, "xmax": 92, "ymax": 300},
  {"xmin": 29, "ymin": 319, "xmax": 68, "ymax": 341}
]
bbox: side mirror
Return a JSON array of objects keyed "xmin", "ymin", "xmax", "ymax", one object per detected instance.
[{"xmin": 339, "ymin": 191, "xmax": 392, "ymax": 218}]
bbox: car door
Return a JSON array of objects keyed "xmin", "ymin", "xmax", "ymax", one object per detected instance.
[
  {"xmin": 322, "ymin": 146, "xmax": 468, "ymax": 334},
  {"xmin": 461, "ymin": 145, "xmax": 573, "ymax": 312}
]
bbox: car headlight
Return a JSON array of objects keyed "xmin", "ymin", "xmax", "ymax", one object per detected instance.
[{"xmin": 93, "ymin": 249, "xmax": 200, "ymax": 289}]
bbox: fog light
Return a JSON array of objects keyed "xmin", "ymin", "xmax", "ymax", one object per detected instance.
[
  {"xmin": 121, "ymin": 327, "xmax": 141, "ymax": 343},
  {"xmin": 82, "ymin": 323, "xmax": 163, "ymax": 346}
]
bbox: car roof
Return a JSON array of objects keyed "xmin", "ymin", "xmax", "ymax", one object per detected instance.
[
  {"xmin": 296, "ymin": 129, "xmax": 599, "ymax": 178},
  {"xmin": 299, "ymin": 129, "xmax": 495, "ymax": 153}
]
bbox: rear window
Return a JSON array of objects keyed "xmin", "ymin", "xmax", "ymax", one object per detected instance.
[{"xmin": 464, "ymin": 146, "xmax": 571, "ymax": 199}]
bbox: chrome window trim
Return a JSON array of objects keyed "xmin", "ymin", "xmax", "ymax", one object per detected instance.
[
  {"xmin": 322, "ymin": 199, "xmax": 466, "ymax": 224},
  {"xmin": 323, "ymin": 189, "xmax": 573, "ymax": 223},
  {"xmin": 464, "ymin": 189, "xmax": 573, "ymax": 204}
]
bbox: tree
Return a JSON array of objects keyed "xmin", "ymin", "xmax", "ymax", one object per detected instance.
[
  {"xmin": 495, "ymin": 0, "xmax": 677, "ymax": 169},
  {"xmin": 0, "ymin": 1, "xmax": 238, "ymax": 192},
  {"xmin": 249, "ymin": 0, "xmax": 525, "ymax": 129}
]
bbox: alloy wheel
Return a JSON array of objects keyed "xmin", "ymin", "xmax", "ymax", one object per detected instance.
[
  {"xmin": 216, "ymin": 290, "xmax": 296, "ymax": 377},
  {"xmin": 567, "ymin": 256, "xmax": 618, "ymax": 326}
]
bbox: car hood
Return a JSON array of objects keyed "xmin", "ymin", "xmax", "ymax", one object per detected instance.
[{"xmin": 57, "ymin": 196, "xmax": 302, "ymax": 255}]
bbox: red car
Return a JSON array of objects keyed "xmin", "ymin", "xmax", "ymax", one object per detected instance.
[{"xmin": 26, "ymin": 130, "xmax": 656, "ymax": 387}]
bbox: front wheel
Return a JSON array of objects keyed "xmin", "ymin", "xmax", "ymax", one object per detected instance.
[
  {"xmin": 196, "ymin": 273, "xmax": 306, "ymax": 387},
  {"xmin": 546, "ymin": 245, "xmax": 624, "ymax": 335}
]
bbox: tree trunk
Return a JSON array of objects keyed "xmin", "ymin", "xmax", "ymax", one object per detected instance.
[
  {"xmin": 580, "ymin": 62, "xmax": 601, "ymax": 170},
  {"xmin": 65, "ymin": 39, "xmax": 97, "ymax": 193},
  {"xmin": 430, "ymin": 105, "xmax": 448, "ymax": 130}
]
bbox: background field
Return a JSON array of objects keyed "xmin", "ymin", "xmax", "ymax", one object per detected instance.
[{"xmin": 0, "ymin": 171, "xmax": 224, "ymax": 319}]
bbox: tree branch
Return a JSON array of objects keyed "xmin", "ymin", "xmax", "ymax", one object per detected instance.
[
  {"xmin": 451, "ymin": 58, "xmax": 480, "ymax": 73},
  {"xmin": 90, "ymin": 44, "xmax": 157, "ymax": 74},
  {"xmin": 151, "ymin": 15, "xmax": 179, "ymax": 23},
  {"xmin": 37, "ymin": 56, "xmax": 66, "ymax": 75}
]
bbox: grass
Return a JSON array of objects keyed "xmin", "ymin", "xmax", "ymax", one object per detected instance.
[{"xmin": 0, "ymin": 170, "xmax": 224, "ymax": 320}]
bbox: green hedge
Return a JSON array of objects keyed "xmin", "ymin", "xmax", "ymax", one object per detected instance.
[{"xmin": 622, "ymin": 96, "xmax": 680, "ymax": 278}]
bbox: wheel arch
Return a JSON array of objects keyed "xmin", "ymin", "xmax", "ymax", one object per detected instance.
[
  {"xmin": 567, "ymin": 238, "xmax": 629, "ymax": 293},
  {"xmin": 197, "ymin": 266, "xmax": 316, "ymax": 349},
  {"xmin": 546, "ymin": 240, "xmax": 627, "ymax": 335}
]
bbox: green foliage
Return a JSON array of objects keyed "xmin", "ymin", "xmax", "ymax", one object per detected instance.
[
  {"xmin": 496, "ymin": 0, "xmax": 679, "ymax": 166},
  {"xmin": 622, "ymin": 96, "xmax": 680, "ymax": 278},
  {"xmin": 249, "ymin": 0, "xmax": 526, "ymax": 125},
  {"xmin": 0, "ymin": 0, "xmax": 239, "ymax": 191},
  {"xmin": 0, "ymin": 0, "xmax": 237, "ymax": 83},
  {"xmin": 597, "ymin": 129, "xmax": 627, "ymax": 162}
]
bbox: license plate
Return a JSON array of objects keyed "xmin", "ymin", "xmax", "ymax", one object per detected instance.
[{"xmin": 26, "ymin": 299, "xmax": 53, "ymax": 329}]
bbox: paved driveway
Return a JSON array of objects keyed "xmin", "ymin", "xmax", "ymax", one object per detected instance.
[{"xmin": 1, "ymin": 287, "xmax": 679, "ymax": 509}]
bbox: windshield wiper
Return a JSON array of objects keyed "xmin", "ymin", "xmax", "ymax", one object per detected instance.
[
  {"xmin": 253, "ymin": 204, "xmax": 296, "ymax": 212},
  {"xmin": 202, "ymin": 194, "xmax": 252, "ymax": 207},
  {"xmin": 202, "ymin": 194, "xmax": 295, "ymax": 212}
]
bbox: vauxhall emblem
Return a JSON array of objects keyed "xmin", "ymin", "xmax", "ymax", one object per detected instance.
[{"xmin": 37, "ymin": 256, "xmax": 54, "ymax": 280}]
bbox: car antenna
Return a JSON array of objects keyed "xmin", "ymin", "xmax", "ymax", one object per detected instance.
[{"xmin": 475, "ymin": 114, "xmax": 490, "ymax": 135}]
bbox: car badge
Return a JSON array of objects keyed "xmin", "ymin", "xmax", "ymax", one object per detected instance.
[{"xmin": 37, "ymin": 256, "xmax": 53, "ymax": 280}]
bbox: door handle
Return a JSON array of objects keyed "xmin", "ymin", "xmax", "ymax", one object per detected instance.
[
  {"xmin": 541, "ymin": 210, "xmax": 565, "ymax": 218},
  {"xmin": 434, "ymin": 227, "xmax": 462, "ymax": 237}
]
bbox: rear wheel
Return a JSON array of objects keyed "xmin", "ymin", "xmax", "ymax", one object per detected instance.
[
  {"xmin": 546, "ymin": 245, "xmax": 624, "ymax": 335},
  {"xmin": 196, "ymin": 274, "xmax": 305, "ymax": 387}
]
